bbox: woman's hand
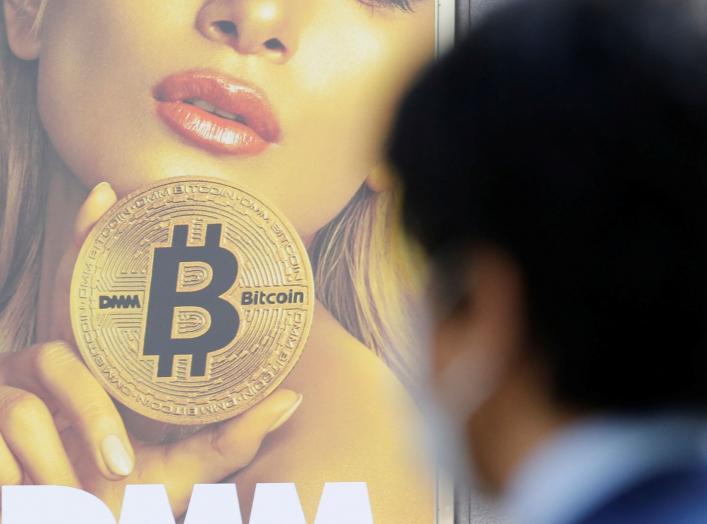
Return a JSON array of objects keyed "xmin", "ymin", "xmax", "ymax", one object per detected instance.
[{"xmin": 0, "ymin": 182, "xmax": 303, "ymax": 517}]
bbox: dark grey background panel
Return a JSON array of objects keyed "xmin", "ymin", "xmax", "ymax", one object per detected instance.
[
  {"xmin": 452, "ymin": 1, "xmax": 506, "ymax": 523},
  {"xmin": 455, "ymin": 0, "xmax": 473, "ymax": 38}
]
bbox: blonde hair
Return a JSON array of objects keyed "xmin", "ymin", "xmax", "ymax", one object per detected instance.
[
  {"xmin": 0, "ymin": 3, "xmax": 49, "ymax": 354},
  {"xmin": 0, "ymin": 6, "xmax": 422, "ymax": 385},
  {"xmin": 310, "ymin": 186, "xmax": 422, "ymax": 386}
]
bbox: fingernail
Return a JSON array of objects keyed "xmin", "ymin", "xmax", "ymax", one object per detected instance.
[
  {"xmin": 268, "ymin": 394, "xmax": 303, "ymax": 433},
  {"xmin": 91, "ymin": 181, "xmax": 111, "ymax": 194},
  {"xmin": 101, "ymin": 435, "xmax": 134, "ymax": 477}
]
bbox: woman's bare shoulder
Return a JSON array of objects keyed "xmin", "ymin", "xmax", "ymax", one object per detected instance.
[
  {"xmin": 287, "ymin": 302, "xmax": 411, "ymax": 399},
  {"xmin": 283, "ymin": 302, "xmax": 424, "ymax": 467},
  {"xmin": 234, "ymin": 302, "xmax": 436, "ymax": 523}
]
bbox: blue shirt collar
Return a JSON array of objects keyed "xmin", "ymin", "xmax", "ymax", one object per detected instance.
[{"xmin": 502, "ymin": 414, "xmax": 707, "ymax": 524}]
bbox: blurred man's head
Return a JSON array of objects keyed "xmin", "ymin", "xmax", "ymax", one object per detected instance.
[{"xmin": 389, "ymin": 0, "xmax": 707, "ymax": 493}]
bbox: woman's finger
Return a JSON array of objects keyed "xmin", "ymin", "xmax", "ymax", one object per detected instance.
[
  {"xmin": 47, "ymin": 181, "xmax": 117, "ymax": 343},
  {"xmin": 0, "ymin": 385, "xmax": 80, "ymax": 487},
  {"xmin": 146, "ymin": 389, "xmax": 302, "ymax": 514},
  {"xmin": 29, "ymin": 341, "xmax": 135, "ymax": 480},
  {"xmin": 73, "ymin": 181, "xmax": 118, "ymax": 247},
  {"xmin": 0, "ymin": 432, "xmax": 22, "ymax": 486}
]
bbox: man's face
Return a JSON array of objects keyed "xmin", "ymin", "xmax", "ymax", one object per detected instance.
[{"xmin": 426, "ymin": 249, "xmax": 527, "ymax": 491}]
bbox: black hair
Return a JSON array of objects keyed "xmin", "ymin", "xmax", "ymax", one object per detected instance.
[{"xmin": 388, "ymin": 0, "xmax": 707, "ymax": 412}]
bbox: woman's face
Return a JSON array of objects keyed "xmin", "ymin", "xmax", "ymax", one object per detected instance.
[{"xmin": 34, "ymin": 0, "xmax": 435, "ymax": 237}]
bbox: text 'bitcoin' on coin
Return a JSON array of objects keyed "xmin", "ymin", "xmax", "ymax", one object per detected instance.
[{"xmin": 70, "ymin": 177, "xmax": 315, "ymax": 425}]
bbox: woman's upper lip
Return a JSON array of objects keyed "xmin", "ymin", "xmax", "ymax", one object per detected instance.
[{"xmin": 153, "ymin": 69, "xmax": 281, "ymax": 143}]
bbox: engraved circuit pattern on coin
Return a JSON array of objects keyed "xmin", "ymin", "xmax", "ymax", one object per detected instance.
[{"xmin": 70, "ymin": 177, "xmax": 314, "ymax": 425}]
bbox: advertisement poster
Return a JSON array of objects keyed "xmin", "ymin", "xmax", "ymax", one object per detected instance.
[{"xmin": 0, "ymin": 1, "xmax": 455, "ymax": 522}]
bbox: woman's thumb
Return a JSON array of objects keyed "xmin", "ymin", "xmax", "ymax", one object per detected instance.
[{"xmin": 73, "ymin": 181, "xmax": 117, "ymax": 247}]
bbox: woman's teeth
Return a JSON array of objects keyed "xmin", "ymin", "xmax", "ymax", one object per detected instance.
[{"xmin": 187, "ymin": 98, "xmax": 245, "ymax": 123}]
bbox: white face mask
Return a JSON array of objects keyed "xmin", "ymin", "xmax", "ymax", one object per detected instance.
[
  {"xmin": 430, "ymin": 346, "xmax": 503, "ymax": 489},
  {"xmin": 417, "ymin": 306, "xmax": 504, "ymax": 489}
]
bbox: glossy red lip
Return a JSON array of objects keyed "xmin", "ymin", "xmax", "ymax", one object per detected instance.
[{"xmin": 153, "ymin": 70, "xmax": 280, "ymax": 156}]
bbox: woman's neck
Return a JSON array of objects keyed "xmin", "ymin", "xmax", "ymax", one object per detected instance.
[{"xmin": 35, "ymin": 150, "xmax": 88, "ymax": 343}]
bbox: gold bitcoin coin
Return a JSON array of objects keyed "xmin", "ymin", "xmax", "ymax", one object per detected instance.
[{"xmin": 70, "ymin": 177, "xmax": 314, "ymax": 425}]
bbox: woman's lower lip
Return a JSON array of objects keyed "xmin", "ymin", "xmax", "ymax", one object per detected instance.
[{"xmin": 156, "ymin": 101, "xmax": 269, "ymax": 156}]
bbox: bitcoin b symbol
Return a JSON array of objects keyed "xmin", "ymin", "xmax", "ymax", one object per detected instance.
[
  {"xmin": 71, "ymin": 178, "xmax": 314, "ymax": 424},
  {"xmin": 143, "ymin": 223, "xmax": 239, "ymax": 378}
]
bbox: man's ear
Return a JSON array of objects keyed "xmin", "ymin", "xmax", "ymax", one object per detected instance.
[
  {"xmin": 431, "ymin": 248, "xmax": 526, "ymax": 385},
  {"xmin": 4, "ymin": 0, "xmax": 44, "ymax": 60}
]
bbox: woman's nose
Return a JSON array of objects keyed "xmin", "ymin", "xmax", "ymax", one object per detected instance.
[{"xmin": 196, "ymin": 0, "xmax": 299, "ymax": 63}]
